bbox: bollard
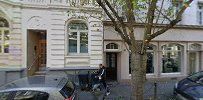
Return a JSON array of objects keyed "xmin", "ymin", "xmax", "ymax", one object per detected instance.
[{"xmin": 153, "ymin": 82, "xmax": 157, "ymax": 100}]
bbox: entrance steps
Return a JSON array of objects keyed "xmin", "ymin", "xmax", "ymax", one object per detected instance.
[{"xmin": 34, "ymin": 67, "xmax": 47, "ymax": 75}]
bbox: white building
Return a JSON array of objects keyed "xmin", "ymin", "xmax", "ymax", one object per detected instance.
[{"xmin": 0, "ymin": 0, "xmax": 203, "ymax": 84}]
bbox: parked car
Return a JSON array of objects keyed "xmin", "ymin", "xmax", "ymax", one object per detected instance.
[
  {"xmin": 0, "ymin": 75, "xmax": 77, "ymax": 100},
  {"xmin": 174, "ymin": 71, "xmax": 203, "ymax": 100}
]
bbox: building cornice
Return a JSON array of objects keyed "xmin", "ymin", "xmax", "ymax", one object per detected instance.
[
  {"xmin": 0, "ymin": 0, "xmax": 21, "ymax": 6},
  {"xmin": 103, "ymin": 21, "xmax": 203, "ymax": 30},
  {"xmin": 0, "ymin": 0, "xmax": 102, "ymax": 12}
]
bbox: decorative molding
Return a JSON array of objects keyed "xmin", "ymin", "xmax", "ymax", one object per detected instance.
[{"xmin": 27, "ymin": 16, "xmax": 46, "ymax": 29}]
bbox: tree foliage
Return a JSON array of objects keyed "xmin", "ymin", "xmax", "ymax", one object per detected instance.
[{"xmin": 96, "ymin": 0, "xmax": 193, "ymax": 99}]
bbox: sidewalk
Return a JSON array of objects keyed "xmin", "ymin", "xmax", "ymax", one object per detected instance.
[{"xmin": 104, "ymin": 80, "xmax": 177, "ymax": 100}]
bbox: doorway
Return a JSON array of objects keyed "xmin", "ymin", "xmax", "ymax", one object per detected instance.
[
  {"xmin": 106, "ymin": 52, "xmax": 117, "ymax": 80},
  {"xmin": 27, "ymin": 30, "xmax": 47, "ymax": 75}
]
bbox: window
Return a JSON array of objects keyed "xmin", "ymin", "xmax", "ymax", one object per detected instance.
[
  {"xmin": 68, "ymin": 21, "xmax": 88, "ymax": 54},
  {"xmin": 162, "ymin": 44, "xmax": 183, "ymax": 73},
  {"xmin": 146, "ymin": 44, "xmax": 155, "ymax": 74},
  {"xmin": 0, "ymin": 17, "xmax": 10, "ymax": 53},
  {"xmin": 129, "ymin": 44, "xmax": 156, "ymax": 74},
  {"xmin": 198, "ymin": 4, "xmax": 203, "ymax": 25},
  {"xmin": 106, "ymin": 43, "xmax": 118, "ymax": 49},
  {"xmin": 172, "ymin": 0, "xmax": 183, "ymax": 19},
  {"xmin": 189, "ymin": 44, "xmax": 201, "ymax": 74},
  {"xmin": 60, "ymin": 81, "xmax": 75, "ymax": 98}
]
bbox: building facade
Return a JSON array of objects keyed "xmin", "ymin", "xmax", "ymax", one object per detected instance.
[{"xmin": 0, "ymin": 0, "xmax": 203, "ymax": 84}]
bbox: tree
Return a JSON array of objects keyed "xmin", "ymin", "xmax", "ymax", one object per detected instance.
[{"xmin": 96, "ymin": 0, "xmax": 193, "ymax": 99}]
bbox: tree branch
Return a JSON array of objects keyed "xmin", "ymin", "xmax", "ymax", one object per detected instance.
[
  {"xmin": 125, "ymin": 0, "xmax": 136, "ymax": 46},
  {"xmin": 153, "ymin": 0, "xmax": 165, "ymax": 34},
  {"xmin": 96, "ymin": 0, "xmax": 131, "ymax": 45},
  {"xmin": 141, "ymin": 0, "xmax": 158, "ymax": 54},
  {"xmin": 155, "ymin": 8, "xmax": 172, "ymax": 22},
  {"xmin": 148, "ymin": 0, "xmax": 193, "ymax": 40},
  {"xmin": 103, "ymin": 0, "xmax": 131, "ymax": 44}
]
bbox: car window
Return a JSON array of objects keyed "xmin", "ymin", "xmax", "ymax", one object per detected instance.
[
  {"xmin": 13, "ymin": 90, "xmax": 49, "ymax": 100},
  {"xmin": 60, "ymin": 81, "xmax": 75, "ymax": 98},
  {"xmin": 0, "ymin": 91, "xmax": 12, "ymax": 100},
  {"xmin": 48, "ymin": 92, "xmax": 64, "ymax": 100},
  {"xmin": 188, "ymin": 71, "xmax": 203, "ymax": 82}
]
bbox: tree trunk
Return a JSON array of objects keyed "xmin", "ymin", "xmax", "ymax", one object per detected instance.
[{"xmin": 130, "ymin": 44, "xmax": 147, "ymax": 100}]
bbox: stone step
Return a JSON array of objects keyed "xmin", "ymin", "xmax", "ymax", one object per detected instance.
[
  {"xmin": 39, "ymin": 67, "xmax": 46, "ymax": 71},
  {"xmin": 34, "ymin": 71, "xmax": 47, "ymax": 75}
]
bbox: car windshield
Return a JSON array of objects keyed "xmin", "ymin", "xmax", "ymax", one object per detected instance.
[
  {"xmin": 187, "ymin": 71, "xmax": 203, "ymax": 83},
  {"xmin": 0, "ymin": 90, "xmax": 49, "ymax": 100},
  {"xmin": 60, "ymin": 81, "xmax": 75, "ymax": 98}
]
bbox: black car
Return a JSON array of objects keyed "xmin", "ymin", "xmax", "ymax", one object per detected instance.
[{"xmin": 174, "ymin": 71, "xmax": 203, "ymax": 100}]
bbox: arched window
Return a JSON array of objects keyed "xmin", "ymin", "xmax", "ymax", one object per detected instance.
[
  {"xmin": 68, "ymin": 21, "xmax": 88, "ymax": 53},
  {"xmin": 0, "ymin": 17, "xmax": 9, "ymax": 53},
  {"xmin": 106, "ymin": 43, "xmax": 118, "ymax": 49},
  {"xmin": 162, "ymin": 44, "xmax": 183, "ymax": 73}
]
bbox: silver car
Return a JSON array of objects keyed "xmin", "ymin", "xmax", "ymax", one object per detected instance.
[{"xmin": 0, "ymin": 75, "xmax": 77, "ymax": 100}]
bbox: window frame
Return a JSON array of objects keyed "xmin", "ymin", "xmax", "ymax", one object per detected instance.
[
  {"xmin": 67, "ymin": 21, "xmax": 88, "ymax": 55},
  {"xmin": 198, "ymin": 4, "xmax": 203, "ymax": 25},
  {"xmin": 106, "ymin": 43, "xmax": 118, "ymax": 50},
  {"xmin": 161, "ymin": 43, "xmax": 183, "ymax": 74}
]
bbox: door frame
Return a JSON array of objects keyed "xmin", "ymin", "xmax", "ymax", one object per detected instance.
[
  {"xmin": 27, "ymin": 30, "xmax": 47, "ymax": 75},
  {"xmin": 105, "ymin": 52, "xmax": 118, "ymax": 81}
]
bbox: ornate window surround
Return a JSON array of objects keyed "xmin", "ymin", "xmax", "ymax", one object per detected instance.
[{"xmin": 66, "ymin": 20, "xmax": 89, "ymax": 55}]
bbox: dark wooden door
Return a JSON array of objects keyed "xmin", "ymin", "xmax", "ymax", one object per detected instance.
[
  {"xmin": 38, "ymin": 40, "xmax": 46, "ymax": 67},
  {"xmin": 106, "ymin": 52, "xmax": 117, "ymax": 80}
]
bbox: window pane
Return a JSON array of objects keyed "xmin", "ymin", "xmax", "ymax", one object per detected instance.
[
  {"xmin": 0, "ymin": 17, "xmax": 9, "ymax": 27},
  {"xmin": 69, "ymin": 23, "xmax": 77, "ymax": 30},
  {"xmin": 106, "ymin": 43, "xmax": 118, "ymax": 49},
  {"xmin": 4, "ymin": 30, "xmax": 9, "ymax": 53},
  {"xmin": 69, "ymin": 32, "xmax": 77, "ymax": 53},
  {"xmin": 0, "ymin": 31, "xmax": 2, "ymax": 40},
  {"xmin": 189, "ymin": 52, "xmax": 197, "ymax": 74},
  {"xmin": 4, "ymin": 43, "xmax": 9, "ymax": 53},
  {"xmin": 60, "ymin": 81, "xmax": 74, "ymax": 98},
  {"xmin": 78, "ymin": 23, "xmax": 88, "ymax": 30},
  {"xmin": 80, "ymin": 32, "xmax": 88, "ymax": 53},
  {"xmin": 129, "ymin": 53, "xmax": 131, "ymax": 74},
  {"xmin": 4, "ymin": 30, "xmax": 9, "ymax": 40},
  {"xmin": 162, "ymin": 51, "xmax": 181, "ymax": 73},
  {"xmin": 146, "ymin": 52, "xmax": 154, "ymax": 73},
  {"xmin": 0, "ymin": 45, "xmax": 1, "ymax": 53},
  {"xmin": 162, "ymin": 44, "xmax": 181, "ymax": 51},
  {"xmin": 69, "ymin": 22, "xmax": 88, "ymax": 30}
]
